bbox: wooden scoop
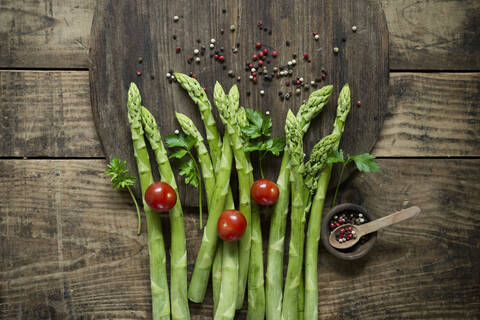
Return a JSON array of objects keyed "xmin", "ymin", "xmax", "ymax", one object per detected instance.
[{"xmin": 329, "ymin": 206, "xmax": 421, "ymax": 250}]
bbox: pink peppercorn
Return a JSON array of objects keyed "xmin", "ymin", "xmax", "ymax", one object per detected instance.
[
  {"xmin": 257, "ymin": 20, "xmax": 263, "ymax": 27},
  {"xmin": 258, "ymin": 60, "xmax": 263, "ymax": 66},
  {"xmin": 276, "ymin": 72, "xmax": 281, "ymax": 78},
  {"xmin": 256, "ymin": 42, "xmax": 262, "ymax": 48},
  {"xmin": 296, "ymin": 80, "xmax": 301, "ymax": 85},
  {"xmin": 313, "ymin": 31, "xmax": 319, "ymax": 35},
  {"xmin": 258, "ymin": 51, "xmax": 264, "ymax": 58},
  {"xmin": 252, "ymin": 77, "xmax": 257, "ymax": 83},
  {"xmin": 214, "ymin": 54, "xmax": 219, "ymax": 59},
  {"xmin": 253, "ymin": 55, "xmax": 258, "ymax": 61},
  {"xmin": 136, "ymin": 70, "xmax": 142, "ymax": 76},
  {"xmin": 176, "ymin": 46, "xmax": 181, "ymax": 53},
  {"xmin": 252, "ymin": 72, "xmax": 257, "ymax": 77},
  {"xmin": 292, "ymin": 53, "xmax": 297, "ymax": 58},
  {"xmin": 263, "ymin": 48, "xmax": 268, "ymax": 55},
  {"xmin": 304, "ymin": 52, "xmax": 309, "ymax": 59},
  {"xmin": 357, "ymin": 100, "xmax": 362, "ymax": 107},
  {"xmin": 219, "ymin": 55, "xmax": 225, "ymax": 62},
  {"xmin": 249, "ymin": 63, "xmax": 253, "ymax": 69},
  {"xmin": 322, "ymin": 73, "xmax": 326, "ymax": 80},
  {"xmin": 272, "ymin": 51, "xmax": 277, "ymax": 57},
  {"xmin": 203, "ymin": 87, "xmax": 207, "ymax": 92}
]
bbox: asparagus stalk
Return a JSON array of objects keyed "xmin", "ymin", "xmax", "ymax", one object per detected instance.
[
  {"xmin": 141, "ymin": 107, "xmax": 190, "ymax": 320},
  {"xmin": 281, "ymin": 110, "xmax": 307, "ymax": 320},
  {"xmin": 212, "ymin": 242, "xmax": 223, "ymax": 314},
  {"xmin": 266, "ymin": 86, "xmax": 332, "ymax": 320},
  {"xmin": 304, "ymin": 84, "xmax": 351, "ymax": 320},
  {"xmin": 126, "ymin": 83, "xmax": 170, "ymax": 320},
  {"xmin": 214, "ymin": 83, "xmax": 253, "ymax": 308},
  {"xmin": 214, "ymin": 239, "xmax": 239, "ymax": 320},
  {"xmin": 188, "ymin": 133, "xmax": 234, "ymax": 302},
  {"xmin": 246, "ymin": 197, "xmax": 265, "ymax": 319}
]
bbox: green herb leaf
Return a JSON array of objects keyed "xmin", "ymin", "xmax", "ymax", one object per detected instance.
[
  {"xmin": 350, "ymin": 153, "xmax": 381, "ymax": 172},
  {"xmin": 246, "ymin": 108, "xmax": 263, "ymax": 128},
  {"xmin": 244, "ymin": 140, "xmax": 265, "ymax": 153},
  {"xmin": 267, "ymin": 137, "xmax": 285, "ymax": 156},
  {"xmin": 169, "ymin": 148, "xmax": 188, "ymax": 159},
  {"xmin": 105, "ymin": 157, "xmax": 136, "ymax": 189},
  {"xmin": 241, "ymin": 125, "xmax": 262, "ymax": 139},
  {"xmin": 179, "ymin": 159, "xmax": 199, "ymax": 187},
  {"xmin": 327, "ymin": 149, "xmax": 345, "ymax": 164},
  {"xmin": 261, "ymin": 115, "xmax": 272, "ymax": 137},
  {"xmin": 165, "ymin": 132, "xmax": 196, "ymax": 151}
]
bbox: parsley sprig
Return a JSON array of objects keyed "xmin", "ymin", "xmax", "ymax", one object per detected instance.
[
  {"xmin": 165, "ymin": 132, "xmax": 203, "ymax": 228},
  {"xmin": 241, "ymin": 108, "xmax": 285, "ymax": 178},
  {"xmin": 105, "ymin": 157, "xmax": 142, "ymax": 235},
  {"xmin": 327, "ymin": 150, "xmax": 380, "ymax": 206}
]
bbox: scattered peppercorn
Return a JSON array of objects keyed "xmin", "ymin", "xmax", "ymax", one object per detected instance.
[
  {"xmin": 352, "ymin": 25, "xmax": 357, "ymax": 32},
  {"xmin": 219, "ymin": 55, "xmax": 225, "ymax": 62},
  {"xmin": 173, "ymin": 15, "xmax": 179, "ymax": 22},
  {"xmin": 172, "ymin": 35, "xmax": 177, "ymax": 40},
  {"xmin": 286, "ymin": 40, "xmax": 290, "ymax": 46},
  {"xmin": 263, "ymin": 48, "xmax": 268, "ymax": 55},
  {"xmin": 272, "ymin": 51, "xmax": 277, "ymax": 57},
  {"xmin": 333, "ymin": 47, "xmax": 339, "ymax": 53},
  {"xmin": 257, "ymin": 20, "xmax": 263, "ymax": 27},
  {"xmin": 230, "ymin": 24, "xmax": 236, "ymax": 31},
  {"xmin": 303, "ymin": 52, "xmax": 309, "ymax": 60},
  {"xmin": 357, "ymin": 100, "xmax": 361, "ymax": 107},
  {"xmin": 256, "ymin": 42, "xmax": 262, "ymax": 48}
]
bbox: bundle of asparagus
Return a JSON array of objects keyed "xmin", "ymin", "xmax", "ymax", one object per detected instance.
[{"xmin": 122, "ymin": 76, "xmax": 354, "ymax": 320}]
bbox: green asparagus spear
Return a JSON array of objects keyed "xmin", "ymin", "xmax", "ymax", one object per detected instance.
[
  {"xmin": 214, "ymin": 83, "xmax": 253, "ymax": 309},
  {"xmin": 141, "ymin": 107, "xmax": 190, "ymax": 320},
  {"xmin": 188, "ymin": 134, "xmax": 234, "ymax": 302},
  {"xmin": 214, "ymin": 239, "xmax": 239, "ymax": 320},
  {"xmin": 174, "ymin": 73, "xmax": 223, "ymax": 165},
  {"xmin": 126, "ymin": 83, "xmax": 170, "ymax": 320},
  {"xmin": 281, "ymin": 110, "xmax": 306, "ymax": 320},
  {"xmin": 247, "ymin": 197, "xmax": 265, "ymax": 319},
  {"xmin": 266, "ymin": 86, "xmax": 332, "ymax": 320},
  {"xmin": 304, "ymin": 84, "xmax": 351, "ymax": 320},
  {"xmin": 212, "ymin": 240, "xmax": 223, "ymax": 314}
]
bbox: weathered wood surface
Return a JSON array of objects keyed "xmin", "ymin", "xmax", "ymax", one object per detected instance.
[
  {"xmin": 1, "ymin": 159, "xmax": 479, "ymax": 319},
  {"xmin": 1, "ymin": 0, "xmax": 479, "ymax": 70},
  {"xmin": 0, "ymin": 71, "xmax": 102, "ymax": 158},
  {"xmin": 89, "ymin": 0, "xmax": 389, "ymax": 197},
  {"xmin": 2, "ymin": 71, "xmax": 478, "ymax": 158}
]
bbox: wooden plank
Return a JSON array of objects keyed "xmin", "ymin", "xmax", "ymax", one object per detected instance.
[
  {"xmin": 373, "ymin": 73, "xmax": 480, "ymax": 156},
  {"xmin": 1, "ymin": 0, "xmax": 479, "ymax": 70},
  {"xmin": 2, "ymin": 71, "xmax": 478, "ymax": 158},
  {"xmin": 0, "ymin": 71, "xmax": 102, "ymax": 158},
  {"xmin": 1, "ymin": 159, "xmax": 478, "ymax": 319},
  {"xmin": 382, "ymin": 0, "xmax": 480, "ymax": 70},
  {"xmin": 0, "ymin": 0, "xmax": 94, "ymax": 69}
]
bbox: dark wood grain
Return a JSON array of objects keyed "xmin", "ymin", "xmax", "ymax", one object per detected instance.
[
  {"xmin": 0, "ymin": 71, "xmax": 102, "ymax": 158},
  {"xmin": 2, "ymin": 71, "xmax": 478, "ymax": 159},
  {"xmin": 89, "ymin": 0, "xmax": 389, "ymax": 198},
  {"xmin": 2, "ymin": 1, "xmax": 479, "ymax": 70},
  {"xmin": 1, "ymin": 159, "xmax": 478, "ymax": 319}
]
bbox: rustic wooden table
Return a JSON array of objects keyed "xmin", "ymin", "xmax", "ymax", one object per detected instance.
[{"xmin": 1, "ymin": 1, "xmax": 479, "ymax": 319}]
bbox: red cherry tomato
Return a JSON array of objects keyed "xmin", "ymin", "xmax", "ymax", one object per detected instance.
[
  {"xmin": 251, "ymin": 178, "xmax": 279, "ymax": 206},
  {"xmin": 145, "ymin": 182, "xmax": 177, "ymax": 212},
  {"xmin": 217, "ymin": 210, "xmax": 247, "ymax": 241}
]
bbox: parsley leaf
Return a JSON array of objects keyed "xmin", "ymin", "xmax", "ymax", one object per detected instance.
[
  {"xmin": 327, "ymin": 149, "xmax": 345, "ymax": 164},
  {"xmin": 165, "ymin": 132, "xmax": 196, "ymax": 150},
  {"xmin": 105, "ymin": 157, "xmax": 142, "ymax": 235},
  {"xmin": 179, "ymin": 159, "xmax": 199, "ymax": 187},
  {"xmin": 350, "ymin": 153, "xmax": 381, "ymax": 173}
]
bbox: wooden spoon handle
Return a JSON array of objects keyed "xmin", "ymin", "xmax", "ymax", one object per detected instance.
[{"xmin": 358, "ymin": 206, "xmax": 421, "ymax": 235}]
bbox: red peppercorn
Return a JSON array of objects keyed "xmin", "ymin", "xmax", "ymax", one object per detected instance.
[
  {"xmin": 252, "ymin": 55, "xmax": 258, "ymax": 61},
  {"xmin": 252, "ymin": 72, "xmax": 257, "ymax": 77},
  {"xmin": 296, "ymin": 80, "xmax": 301, "ymax": 85},
  {"xmin": 348, "ymin": 226, "xmax": 353, "ymax": 231},
  {"xmin": 258, "ymin": 60, "xmax": 263, "ymax": 66},
  {"xmin": 214, "ymin": 54, "xmax": 219, "ymax": 59},
  {"xmin": 276, "ymin": 72, "xmax": 281, "ymax": 78},
  {"xmin": 292, "ymin": 53, "xmax": 297, "ymax": 58},
  {"xmin": 313, "ymin": 31, "xmax": 319, "ymax": 35},
  {"xmin": 203, "ymin": 87, "xmax": 207, "ymax": 92},
  {"xmin": 272, "ymin": 51, "xmax": 277, "ymax": 57},
  {"xmin": 252, "ymin": 77, "xmax": 257, "ymax": 83},
  {"xmin": 321, "ymin": 73, "xmax": 326, "ymax": 80},
  {"xmin": 220, "ymin": 28, "xmax": 224, "ymax": 34},
  {"xmin": 263, "ymin": 48, "xmax": 268, "ymax": 55},
  {"xmin": 340, "ymin": 228, "xmax": 345, "ymax": 233},
  {"xmin": 248, "ymin": 63, "xmax": 254, "ymax": 69},
  {"xmin": 338, "ymin": 218, "xmax": 344, "ymax": 224},
  {"xmin": 219, "ymin": 55, "xmax": 225, "ymax": 62},
  {"xmin": 136, "ymin": 70, "xmax": 142, "ymax": 76},
  {"xmin": 258, "ymin": 51, "xmax": 264, "ymax": 58},
  {"xmin": 256, "ymin": 42, "xmax": 262, "ymax": 48},
  {"xmin": 357, "ymin": 100, "xmax": 361, "ymax": 107},
  {"xmin": 303, "ymin": 52, "xmax": 309, "ymax": 59},
  {"xmin": 175, "ymin": 46, "xmax": 181, "ymax": 53},
  {"xmin": 336, "ymin": 222, "xmax": 340, "ymax": 227},
  {"xmin": 191, "ymin": 73, "xmax": 196, "ymax": 78}
]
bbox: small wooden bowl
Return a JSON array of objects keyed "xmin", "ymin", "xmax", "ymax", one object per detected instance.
[{"xmin": 321, "ymin": 203, "xmax": 377, "ymax": 260}]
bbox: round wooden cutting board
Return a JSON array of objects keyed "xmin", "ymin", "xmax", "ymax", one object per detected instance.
[{"xmin": 89, "ymin": 0, "xmax": 388, "ymax": 201}]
